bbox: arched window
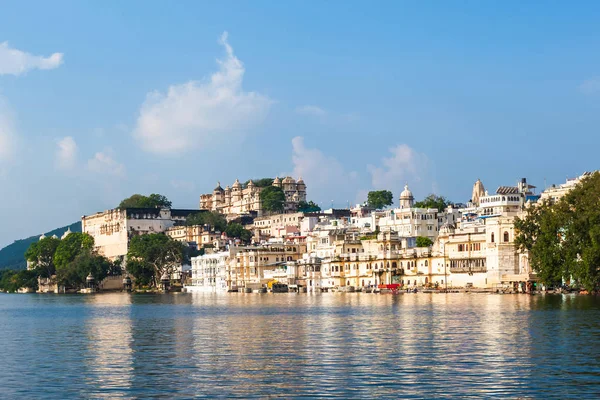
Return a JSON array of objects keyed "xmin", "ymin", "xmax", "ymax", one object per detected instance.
[
  {"xmin": 425, "ymin": 260, "xmax": 428, "ymax": 266},
  {"xmin": 491, "ymin": 233, "xmax": 495, "ymax": 243},
  {"xmin": 504, "ymin": 231, "xmax": 509, "ymax": 242},
  {"xmin": 392, "ymin": 262, "xmax": 397, "ymax": 269}
]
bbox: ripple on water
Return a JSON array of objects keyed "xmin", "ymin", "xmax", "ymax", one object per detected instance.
[{"xmin": 0, "ymin": 292, "xmax": 599, "ymax": 398}]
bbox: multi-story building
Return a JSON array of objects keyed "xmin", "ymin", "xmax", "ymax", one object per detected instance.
[
  {"xmin": 188, "ymin": 250, "xmax": 234, "ymax": 292},
  {"xmin": 82, "ymin": 207, "xmax": 199, "ymax": 259},
  {"xmin": 199, "ymin": 177, "xmax": 307, "ymax": 216}
]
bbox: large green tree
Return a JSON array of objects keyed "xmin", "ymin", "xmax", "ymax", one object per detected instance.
[
  {"xmin": 414, "ymin": 194, "xmax": 452, "ymax": 210},
  {"xmin": 515, "ymin": 172, "xmax": 600, "ymax": 291},
  {"xmin": 118, "ymin": 193, "xmax": 172, "ymax": 209},
  {"xmin": 260, "ymin": 186, "xmax": 286, "ymax": 214},
  {"xmin": 367, "ymin": 190, "xmax": 393, "ymax": 209},
  {"xmin": 53, "ymin": 232, "xmax": 94, "ymax": 272},
  {"xmin": 225, "ymin": 223, "xmax": 253, "ymax": 243},
  {"xmin": 186, "ymin": 211, "xmax": 227, "ymax": 232},
  {"xmin": 24, "ymin": 236, "xmax": 61, "ymax": 278},
  {"xmin": 56, "ymin": 250, "xmax": 112, "ymax": 289},
  {"xmin": 127, "ymin": 234, "xmax": 185, "ymax": 287},
  {"xmin": 244, "ymin": 178, "xmax": 274, "ymax": 188},
  {"xmin": 297, "ymin": 200, "xmax": 321, "ymax": 213}
]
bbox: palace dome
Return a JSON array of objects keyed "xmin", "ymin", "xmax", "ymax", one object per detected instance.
[
  {"xmin": 232, "ymin": 179, "xmax": 242, "ymax": 188},
  {"xmin": 282, "ymin": 176, "xmax": 296, "ymax": 184},
  {"xmin": 400, "ymin": 184, "xmax": 414, "ymax": 200}
]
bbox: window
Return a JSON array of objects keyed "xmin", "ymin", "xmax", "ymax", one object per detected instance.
[
  {"xmin": 504, "ymin": 231, "xmax": 509, "ymax": 243},
  {"xmin": 491, "ymin": 233, "xmax": 495, "ymax": 243}
]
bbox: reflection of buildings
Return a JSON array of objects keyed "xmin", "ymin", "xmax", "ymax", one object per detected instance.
[{"xmin": 84, "ymin": 294, "xmax": 133, "ymax": 396}]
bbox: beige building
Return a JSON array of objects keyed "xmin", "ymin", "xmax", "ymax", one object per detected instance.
[
  {"xmin": 199, "ymin": 177, "xmax": 307, "ymax": 216},
  {"xmin": 82, "ymin": 208, "xmax": 198, "ymax": 259}
]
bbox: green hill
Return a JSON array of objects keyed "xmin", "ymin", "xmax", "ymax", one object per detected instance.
[{"xmin": 0, "ymin": 222, "xmax": 81, "ymax": 270}]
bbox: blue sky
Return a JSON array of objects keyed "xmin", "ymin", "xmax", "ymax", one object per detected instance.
[{"xmin": 1, "ymin": 1, "xmax": 600, "ymax": 246}]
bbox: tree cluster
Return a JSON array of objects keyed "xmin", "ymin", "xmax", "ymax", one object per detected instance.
[
  {"xmin": 515, "ymin": 172, "xmax": 600, "ymax": 291},
  {"xmin": 414, "ymin": 194, "xmax": 452, "ymax": 210},
  {"xmin": 244, "ymin": 178, "xmax": 274, "ymax": 188},
  {"xmin": 297, "ymin": 200, "xmax": 321, "ymax": 213},
  {"xmin": 22, "ymin": 232, "xmax": 116, "ymax": 291},
  {"xmin": 186, "ymin": 211, "xmax": 227, "ymax": 232},
  {"xmin": 0, "ymin": 269, "xmax": 38, "ymax": 293},
  {"xmin": 260, "ymin": 186, "xmax": 286, "ymax": 214},
  {"xmin": 127, "ymin": 234, "xmax": 185, "ymax": 288},
  {"xmin": 367, "ymin": 190, "xmax": 393, "ymax": 209},
  {"xmin": 118, "ymin": 194, "xmax": 172, "ymax": 209}
]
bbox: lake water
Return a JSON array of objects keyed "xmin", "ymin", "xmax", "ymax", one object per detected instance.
[{"xmin": 0, "ymin": 292, "xmax": 599, "ymax": 398}]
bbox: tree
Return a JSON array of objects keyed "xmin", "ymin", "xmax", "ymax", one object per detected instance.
[
  {"xmin": 53, "ymin": 232, "xmax": 94, "ymax": 272},
  {"xmin": 225, "ymin": 223, "xmax": 253, "ymax": 243},
  {"xmin": 118, "ymin": 193, "xmax": 172, "ymax": 209},
  {"xmin": 127, "ymin": 234, "xmax": 185, "ymax": 287},
  {"xmin": 515, "ymin": 172, "xmax": 600, "ymax": 291},
  {"xmin": 416, "ymin": 236, "xmax": 434, "ymax": 247},
  {"xmin": 297, "ymin": 200, "xmax": 321, "ymax": 213},
  {"xmin": 56, "ymin": 250, "xmax": 112, "ymax": 289},
  {"xmin": 0, "ymin": 269, "xmax": 38, "ymax": 293},
  {"xmin": 125, "ymin": 259, "xmax": 155, "ymax": 287},
  {"xmin": 24, "ymin": 236, "xmax": 61, "ymax": 279},
  {"xmin": 367, "ymin": 190, "xmax": 393, "ymax": 209},
  {"xmin": 414, "ymin": 194, "xmax": 452, "ymax": 210},
  {"xmin": 186, "ymin": 211, "xmax": 227, "ymax": 232},
  {"xmin": 244, "ymin": 178, "xmax": 274, "ymax": 188},
  {"xmin": 261, "ymin": 186, "xmax": 286, "ymax": 214}
]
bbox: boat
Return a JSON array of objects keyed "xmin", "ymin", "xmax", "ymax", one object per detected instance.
[{"xmin": 271, "ymin": 283, "xmax": 289, "ymax": 293}]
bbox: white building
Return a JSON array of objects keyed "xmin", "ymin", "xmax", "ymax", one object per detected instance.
[{"xmin": 188, "ymin": 250, "xmax": 233, "ymax": 292}]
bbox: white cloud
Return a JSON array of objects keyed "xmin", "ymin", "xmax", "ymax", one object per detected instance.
[
  {"xmin": 133, "ymin": 31, "xmax": 273, "ymax": 155},
  {"xmin": 55, "ymin": 136, "xmax": 78, "ymax": 170},
  {"xmin": 295, "ymin": 105, "xmax": 326, "ymax": 116},
  {"xmin": 0, "ymin": 42, "xmax": 63, "ymax": 76},
  {"xmin": 0, "ymin": 98, "xmax": 16, "ymax": 164},
  {"xmin": 87, "ymin": 149, "xmax": 125, "ymax": 177},
  {"xmin": 579, "ymin": 78, "xmax": 600, "ymax": 94},
  {"xmin": 290, "ymin": 136, "xmax": 358, "ymax": 206},
  {"xmin": 367, "ymin": 144, "xmax": 429, "ymax": 192}
]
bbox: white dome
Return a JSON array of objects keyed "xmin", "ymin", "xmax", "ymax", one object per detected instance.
[{"xmin": 400, "ymin": 184, "xmax": 414, "ymax": 199}]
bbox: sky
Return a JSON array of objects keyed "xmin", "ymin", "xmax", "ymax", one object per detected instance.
[{"xmin": 1, "ymin": 0, "xmax": 600, "ymax": 247}]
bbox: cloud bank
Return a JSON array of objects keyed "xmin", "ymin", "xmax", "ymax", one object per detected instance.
[
  {"xmin": 0, "ymin": 42, "xmax": 63, "ymax": 76},
  {"xmin": 367, "ymin": 144, "xmax": 430, "ymax": 193},
  {"xmin": 133, "ymin": 32, "xmax": 272, "ymax": 155}
]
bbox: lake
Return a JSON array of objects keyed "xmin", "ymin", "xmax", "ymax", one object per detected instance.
[{"xmin": 0, "ymin": 292, "xmax": 599, "ymax": 398}]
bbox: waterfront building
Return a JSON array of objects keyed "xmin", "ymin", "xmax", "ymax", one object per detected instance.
[
  {"xmin": 188, "ymin": 250, "xmax": 233, "ymax": 292},
  {"xmin": 199, "ymin": 177, "xmax": 307, "ymax": 216},
  {"xmin": 82, "ymin": 207, "xmax": 199, "ymax": 259}
]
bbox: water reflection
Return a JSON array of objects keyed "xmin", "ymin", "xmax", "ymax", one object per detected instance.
[{"xmin": 0, "ymin": 292, "xmax": 599, "ymax": 398}]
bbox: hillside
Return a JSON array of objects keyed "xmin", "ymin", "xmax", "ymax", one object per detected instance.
[{"xmin": 0, "ymin": 222, "xmax": 82, "ymax": 270}]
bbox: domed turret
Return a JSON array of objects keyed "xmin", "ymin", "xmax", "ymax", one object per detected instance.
[
  {"xmin": 296, "ymin": 177, "xmax": 306, "ymax": 189},
  {"xmin": 282, "ymin": 176, "xmax": 295, "ymax": 184},
  {"xmin": 51, "ymin": 234, "xmax": 58, "ymax": 239},
  {"xmin": 39, "ymin": 234, "xmax": 46, "ymax": 241},
  {"xmin": 247, "ymin": 179, "xmax": 255, "ymax": 188},
  {"xmin": 232, "ymin": 179, "xmax": 242, "ymax": 189},
  {"xmin": 273, "ymin": 177, "xmax": 282, "ymax": 187},
  {"xmin": 399, "ymin": 184, "xmax": 414, "ymax": 208},
  {"xmin": 213, "ymin": 182, "xmax": 224, "ymax": 193},
  {"xmin": 61, "ymin": 228, "xmax": 72, "ymax": 240},
  {"xmin": 472, "ymin": 179, "xmax": 485, "ymax": 206}
]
